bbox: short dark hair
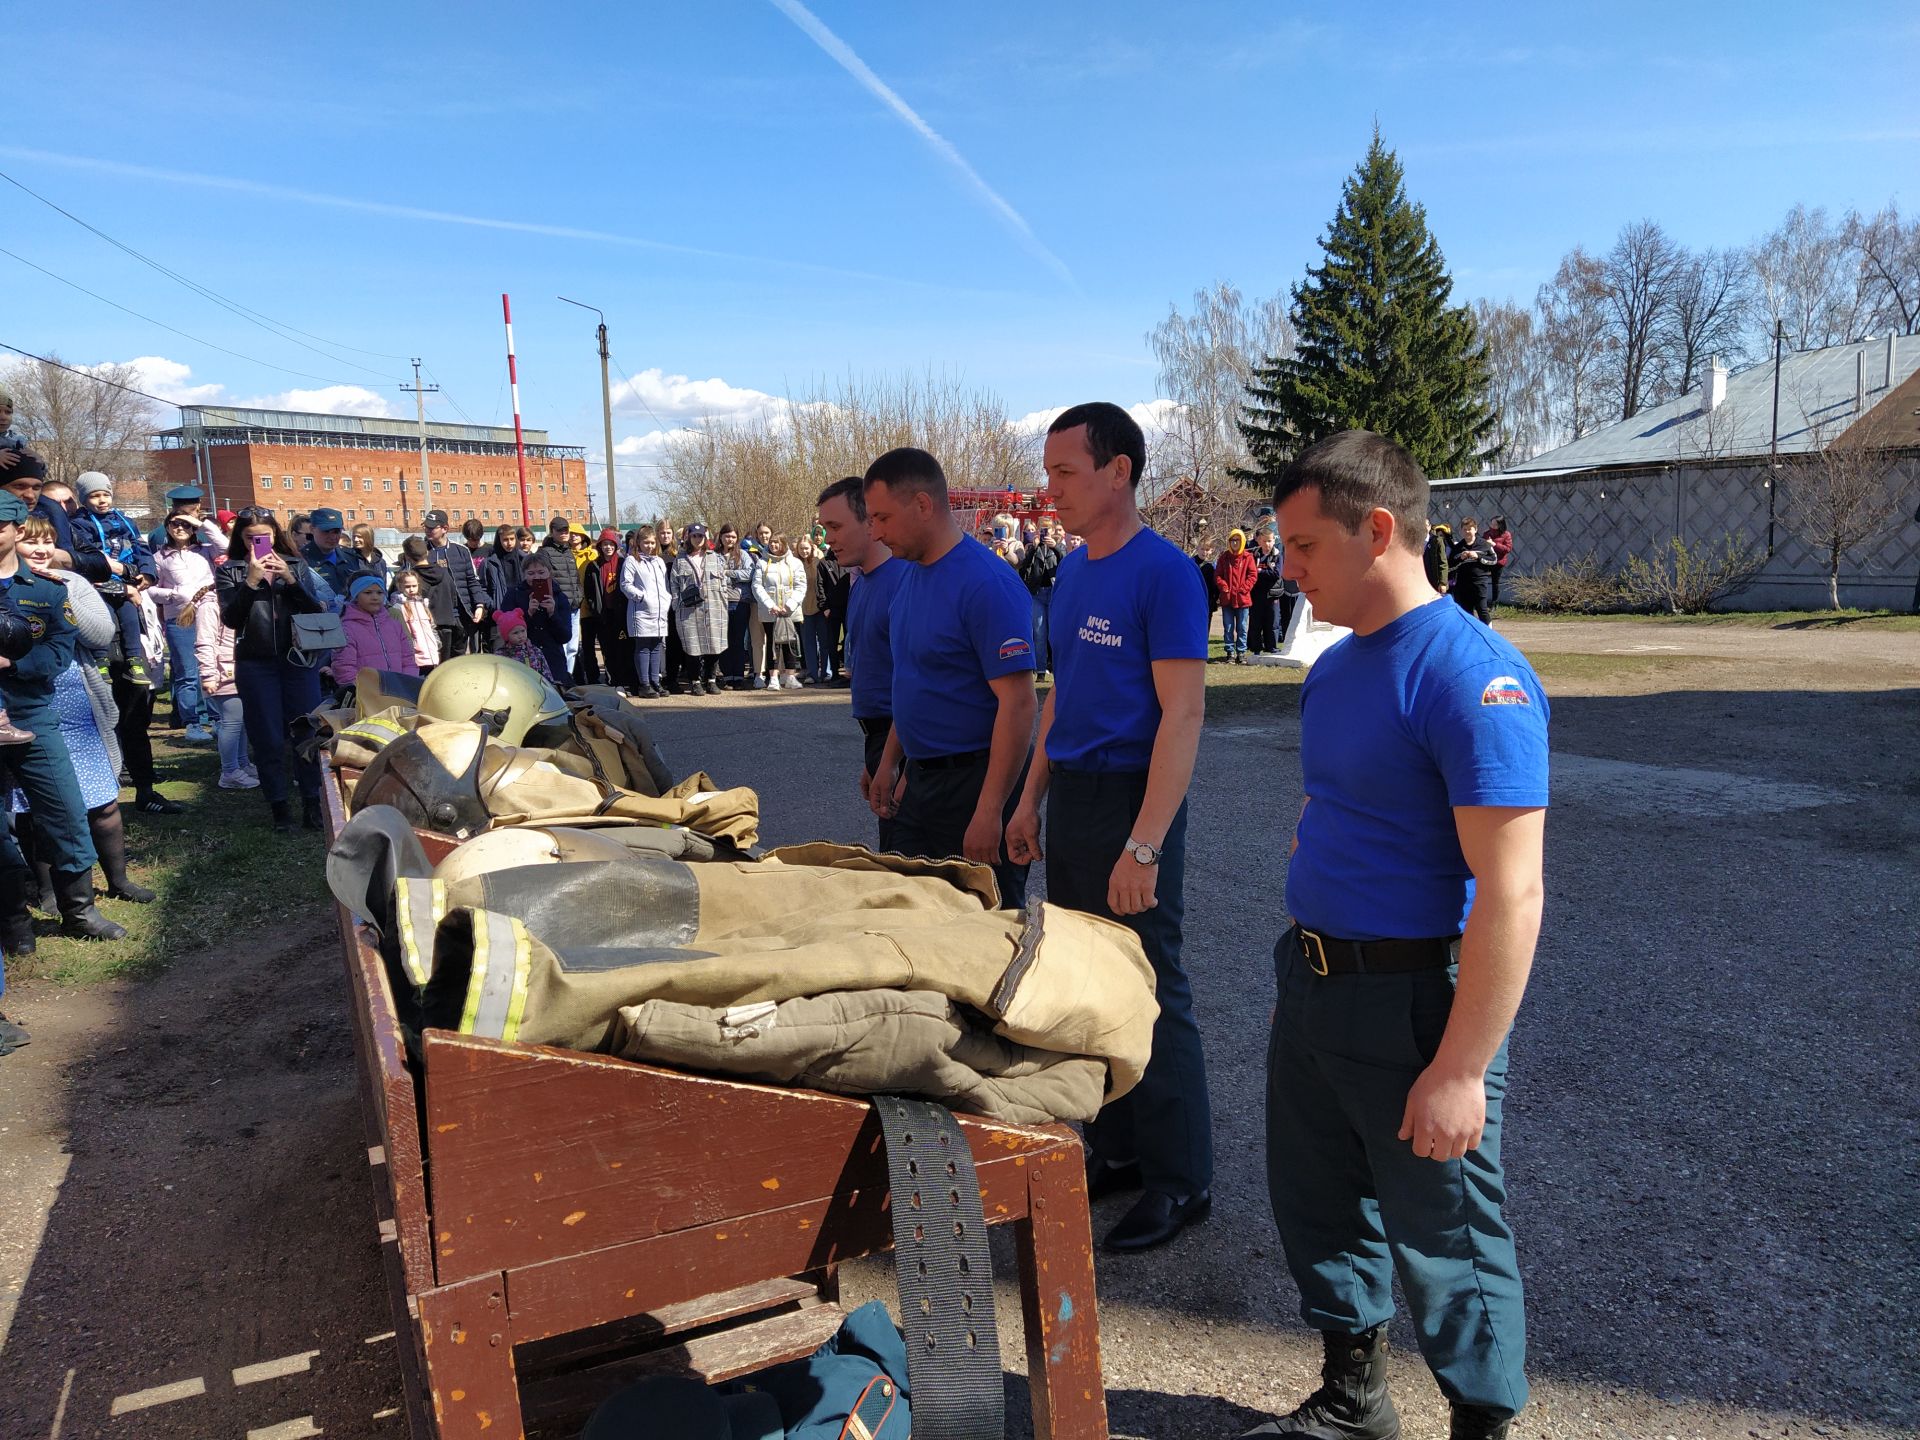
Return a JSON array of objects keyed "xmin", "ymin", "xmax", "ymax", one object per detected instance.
[
  {"xmin": 816, "ymin": 475, "xmax": 867, "ymax": 521},
  {"xmin": 1047, "ymin": 402, "xmax": 1146, "ymax": 487},
  {"xmin": 461, "ymin": 518, "xmax": 486, "ymax": 545},
  {"xmin": 1273, "ymin": 430, "xmax": 1428, "ymax": 554},
  {"xmin": 863, "ymin": 447, "xmax": 947, "ymax": 504}
]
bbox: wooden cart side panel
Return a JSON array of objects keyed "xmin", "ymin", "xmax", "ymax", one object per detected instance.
[
  {"xmin": 417, "ymin": 1273, "xmax": 523, "ymax": 1440},
  {"xmin": 1016, "ymin": 1145, "xmax": 1108, "ymax": 1440},
  {"xmin": 420, "ymin": 1032, "xmax": 1062, "ymax": 1281},
  {"xmin": 501, "ymin": 1159, "xmax": 1036, "ymax": 1344},
  {"xmin": 322, "ymin": 759, "xmax": 437, "ymax": 1300}
]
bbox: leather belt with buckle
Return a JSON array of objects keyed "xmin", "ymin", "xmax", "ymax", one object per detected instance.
[{"xmin": 1293, "ymin": 924, "xmax": 1460, "ymax": 977}]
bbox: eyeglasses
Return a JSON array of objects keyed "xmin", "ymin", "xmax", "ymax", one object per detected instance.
[{"xmin": 235, "ymin": 506, "xmax": 275, "ymax": 522}]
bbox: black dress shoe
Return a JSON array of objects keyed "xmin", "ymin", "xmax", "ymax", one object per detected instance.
[
  {"xmin": 1085, "ymin": 1158, "xmax": 1143, "ymax": 1202},
  {"xmin": 1101, "ymin": 1188, "xmax": 1211, "ymax": 1252}
]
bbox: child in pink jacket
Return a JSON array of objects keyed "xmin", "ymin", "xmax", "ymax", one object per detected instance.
[
  {"xmin": 329, "ymin": 575, "xmax": 420, "ymax": 690},
  {"xmin": 192, "ymin": 586, "xmax": 256, "ymax": 789}
]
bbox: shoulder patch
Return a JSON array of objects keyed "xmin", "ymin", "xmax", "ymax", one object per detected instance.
[
  {"xmin": 998, "ymin": 635, "xmax": 1032, "ymax": 661},
  {"xmin": 1480, "ymin": 674, "xmax": 1530, "ymax": 706}
]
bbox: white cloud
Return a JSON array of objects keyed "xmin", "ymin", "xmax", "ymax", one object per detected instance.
[
  {"xmin": 101, "ymin": 357, "xmax": 396, "ymax": 418},
  {"xmin": 241, "ymin": 384, "xmax": 395, "ymax": 418},
  {"xmin": 610, "ymin": 368, "xmax": 787, "ymax": 426},
  {"xmin": 613, "ymin": 427, "xmax": 697, "ymax": 469},
  {"xmin": 112, "ymin": 355, "xmax": 224, "ymax": 405},
  {"xmin": 1010, "ymin": 399, "xmax": 1181, "ymax": 442}
]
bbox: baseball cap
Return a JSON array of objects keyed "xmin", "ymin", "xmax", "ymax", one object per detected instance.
[
  {"xmin": 549, "ymin": 515, "xmax": 572, "ymax": 533},
  {"xmin": 312, "ymin": 507, "xmax": 345, "ymax": 531},
  {"xmin": 683, "ymin": 522, "xmax": 708, "ymax": 542},
  {"xmin": 423, "ymin": 509, "xmax": 449, "ymax": 528}
]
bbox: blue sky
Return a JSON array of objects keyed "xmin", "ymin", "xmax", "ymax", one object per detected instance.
[{"xmin": 5, "ymin": 1, "xmax": 1916, "ymax": 511}]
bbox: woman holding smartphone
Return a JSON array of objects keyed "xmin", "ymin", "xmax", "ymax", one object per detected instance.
[{"xmin": 216, "ymin": 507, "xmax": 325, "ymax": 834}]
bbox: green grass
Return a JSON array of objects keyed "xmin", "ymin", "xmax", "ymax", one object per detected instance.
[
  {"xmin": 4, "ymin": 731, "xmax": 330, "ymax": 987},
  {"xmin": 1494, "ymin": 606, "xmax": 1920, "ymax": 631},
  {"xmin": 1202, "ymin": 641, "xmax": 1307, "ymax": 719}
]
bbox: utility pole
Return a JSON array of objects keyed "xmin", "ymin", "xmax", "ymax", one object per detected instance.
[
  {"xmin": 399, "ymin": 359, "xmax": 439, "ymax": 534},
  {"xmin": 1767, "ymin": 320, "xmax": 1787, "ymax": 556},
  {"xmin": 558, "ymin": 296, "xmax": 617, "ymax": 526}
]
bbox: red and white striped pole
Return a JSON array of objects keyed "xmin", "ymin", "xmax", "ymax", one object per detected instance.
[{"xmin": 502, "ymin": 292, "xmax": 531, "ymax": 526}]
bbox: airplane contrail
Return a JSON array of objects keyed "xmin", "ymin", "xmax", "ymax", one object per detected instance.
[{"xmin": 764, "ymin": 0, "xmax": 1077, "ymax": 289}]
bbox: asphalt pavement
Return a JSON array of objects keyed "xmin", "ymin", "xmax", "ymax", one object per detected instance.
[{"xmin": 641, "ymin": 672, "xmax": 1920, "ymax": 1440}]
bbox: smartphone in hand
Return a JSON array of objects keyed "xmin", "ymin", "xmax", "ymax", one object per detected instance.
[
  {"xmin": 250, "ymin": 533, "xmax": 274, "ymax": 561},
  {"xmin": 530, "ymin": 576, "xmax": 552, "ymax": 602}
]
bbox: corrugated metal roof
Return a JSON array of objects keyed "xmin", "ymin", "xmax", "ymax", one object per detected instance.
[
  {"xmin": 1502, "ymin": 335, "xmax": 1920, "ymax": 474},
  {"xmin": 159, "ymin": 405, "xmax": 552, "ymax": 447}
]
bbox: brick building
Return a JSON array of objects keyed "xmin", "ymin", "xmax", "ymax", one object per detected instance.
[{"xmin": 150, "ymin": 406, "xmax": 589, "ymax": 538}]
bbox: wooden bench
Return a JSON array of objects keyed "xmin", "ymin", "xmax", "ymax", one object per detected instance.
[{"xmin": 321, "ymin": 759, "xmax": 1111, "ymax": 1438}]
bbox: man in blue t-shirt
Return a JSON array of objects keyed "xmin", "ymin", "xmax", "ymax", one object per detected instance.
[
  {"xmin": 815, "ymin": 475, "xmax": 907, "ymax": 851},
  {"xmin": 1238, "ymin": 431, "xmax": 1548, "ymax": 1440},
  {"xmin": 1005, "ymin": 403, "xmax": 1214, "ymax": 1254},
  {"xmin": 863, "ymin": 447, "xmax": 1036, "ymax": 907}
]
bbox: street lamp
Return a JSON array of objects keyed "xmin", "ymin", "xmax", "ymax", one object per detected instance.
[{"xmin": 558, "ymin": 296, "xmax": 617, "ymax": 526}]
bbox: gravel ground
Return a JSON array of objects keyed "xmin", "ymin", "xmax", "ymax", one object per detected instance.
[{"xmin": 2, "ymin": 628, "xmax": 1915, "ymax": 1440}]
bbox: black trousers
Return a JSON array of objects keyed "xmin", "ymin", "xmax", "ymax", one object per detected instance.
[
  {"xmin": 858, "ymin": 716, "xmax": 897, "ymax": 853},
  {"xmin": 110, "ymin": 668, "xmax": 156, "ymax": 795},
  {"xmin": 1046, "ymin": 770, "xmax": 1213, "ymax": 1196},
  {"xmin": 1249, "ymin": 588, "xmax": 1278, "ymax": 652},
  {"xmin": 892, "ymin": 750, "xmax": 1030, "ymax": 909},
  {"xmin": 1452, "ymin": 581, "xmax": 1491, "ymax": 624}
]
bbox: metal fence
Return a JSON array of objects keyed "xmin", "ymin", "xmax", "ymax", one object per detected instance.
[{"xmin": 1430, "ymin": 454, "xmax": 1920, "ymax": 610}]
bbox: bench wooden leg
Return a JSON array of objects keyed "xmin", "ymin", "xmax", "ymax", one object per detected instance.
[
  {"xmin": 418, "ymin": 1273, "xmax": 526, "ymax": 1439},
  {"xmin": 1016, "ymin": 1147, "xmax": 1109, "ymax": 1439}
]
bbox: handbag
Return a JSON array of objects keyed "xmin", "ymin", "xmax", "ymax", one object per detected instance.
[
  {"xmin": 289, "ymin": 610, "xmax": 348, "ymax": 667},
  {"xmin": 677, "ymin": 562, "xmax": 703, "ymax": 608}
]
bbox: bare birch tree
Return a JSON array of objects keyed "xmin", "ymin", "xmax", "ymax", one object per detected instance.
[
  {"xmin": 1849, "ymin": 203, "xmax": 1920, "ymax": 335},
  {"xmin": 1752, "ymin": 204, "xmax": 1872, "ymax": 351},
  {"xmin": 1147, "ymin": 280, "xmax": 1292, "ymax": 484},
  {"xmin": 1536, "ymin": 248, "xmax": 1612, "ymax": 442},
  {"xmin": 655, "ymin": 372, "xmax": 1036, "ymax": 535},
  {"xmin": 1473, "ymin": 298, "xmax": 1547, "ymax": 464},
  {"xmin": 1664, "ymin": 247, "xmax": 1753, "ymax": 394},
  {"xmin": 0, "ymin": 354, "xmax": 161, "ymax": 489},
  {"xmin": 1600, "ymin": 220, "xmax": 1686, "ymax": 418}
]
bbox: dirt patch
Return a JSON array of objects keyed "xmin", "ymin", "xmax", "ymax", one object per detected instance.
[{"xmin": 0, "ymin": 911, "xmax": 403, "ymax": 1440}]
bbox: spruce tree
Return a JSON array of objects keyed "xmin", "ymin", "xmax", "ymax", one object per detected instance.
[{"xmin": 1241, "ymin": 131, "xmax": 1496, "ymax": 479}]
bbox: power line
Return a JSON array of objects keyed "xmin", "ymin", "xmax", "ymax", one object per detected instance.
[
  {"xmin": 422, "ymin": 362, "xmax": 481, "ymax": 427},
  {"xmin": 0, "ymin": 243, "xmax": 388, "ymax": 388},
  {"xmin": 607, "ymin": 350, "xmax": 673, "ymax": 434},
  {"xmin": 0, "ymin": 340, "xmax": 179, "ymax": 408},
  {"xmin": 0, "ymin": 165, "xmax": 409, "ymax": 375}
]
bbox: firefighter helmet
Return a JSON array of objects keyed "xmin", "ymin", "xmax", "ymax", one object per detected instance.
[
  {"xmin": 349, "ymin": 723, "xmax": 494, "ymax": 840},
  {"xmin": 415, "ymin": 653, "xmax": 567, "ymax": 746}
]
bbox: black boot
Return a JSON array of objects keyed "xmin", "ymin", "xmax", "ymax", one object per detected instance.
[
  {"xmin": 301, "ymin": 795, "xmax": 324, "ymax": 833},
  {"xmin": 271, "ymin": 800, "xmax": 295, "ymax": 834},
  {"xmin": 0, "ymin": 863, "xmax": 37, "ymax": 956},
  {"xmin": 54, "ymin": 869, "xmax": 127, "ymax": 942},
  {"xmin": 1449, "ymin": 1405, "xmax": 1512, "ymax": 1440},
  {"xmin": 1240, "ymin": 1326, "xmax": 1399, "ymax": 1439},
  {"xmin": 91, "ymin": 803, "xmax": 156, "ymax": 904},
  {"xmin": 29, "ymin": 859, "xmax": 56, "ymax": 917}
]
